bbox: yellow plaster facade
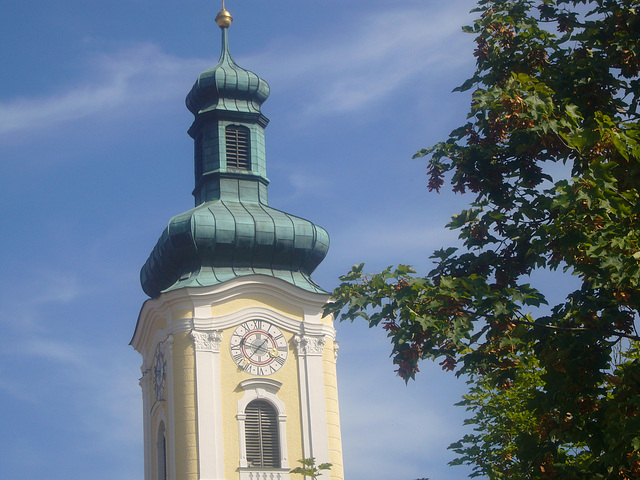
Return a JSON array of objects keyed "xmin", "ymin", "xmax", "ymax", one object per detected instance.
[
  {"xmin": 171, "ymin": 332, "xmax": 198, "ymax": 480},
  {"xmin": 132, "ymin": 276, "xmax": 345, "ymax": 480},
  {"xmin": 324, "ymin": 340, "xmax": 345, "ymax": 480},
  {"xmin": 218, "ymin": 321, "xmax": 305, "ymax": 480}
]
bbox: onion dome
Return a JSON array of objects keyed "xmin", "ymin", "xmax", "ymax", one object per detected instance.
[
  {"xmin": 140, "ymin": 201, "xmax": 329, "ymax": 298},
  {"xmin": 185, "ymin": 20, "xmax": 269, "ymax": 116},
  {"xmin": 140, "ymin": 6, "xmax": 330, "ymax": 298}
]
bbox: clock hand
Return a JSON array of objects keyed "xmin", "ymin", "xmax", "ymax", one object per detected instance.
[{"xmin": 247, "ymin": 339, "xmax": 271, "ymax": 356}]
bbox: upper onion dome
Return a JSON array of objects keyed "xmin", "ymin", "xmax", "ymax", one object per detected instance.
[
  {"xmin": 185, "ymin": 16, "xmax": 270, "ymax": 116},
  {"xmin": 140, "ymin": 6, "xmax": 330, "ymax": 299}
]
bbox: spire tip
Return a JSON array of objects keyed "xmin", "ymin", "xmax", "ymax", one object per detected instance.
[{"xmin": 215, "ymin": 2, "xmax": 233, "ymax": 29}]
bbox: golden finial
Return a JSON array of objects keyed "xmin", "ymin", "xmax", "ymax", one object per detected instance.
[{"xmin": 215, "ymin": 0, "xmax": 233, "ymax": 29}]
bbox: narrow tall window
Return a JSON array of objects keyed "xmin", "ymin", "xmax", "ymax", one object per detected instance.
[
  {"xmin": 245, "ymin": 400, "xmax": 280, "ymax": 468},
  {"xmin": 225, "ymin": 125, "xmax": 251, "ymax": 170},
  {"xmin": 157, "ymin": 422, "xmax": 167, "ymax": 480}
]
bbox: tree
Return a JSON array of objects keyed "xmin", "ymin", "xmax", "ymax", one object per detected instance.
[
  {"xmin": 326, "ymin": 0, "xmax": 640, "ymax": 478},
  {"xmin": 290, "ymin": 458, "xmax": 332, "ymax": 479}
]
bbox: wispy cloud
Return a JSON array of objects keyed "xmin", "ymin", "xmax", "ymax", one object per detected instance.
[
  {"xmin": 0, "ymin": 44, "xmax": 205, "ymax": 137},
  {"xmin": 0, "ymin": 273, "xmax": 81, "ymax": 335},
  {"xmin": 246, "ymin": 2, "xmax": 475, "ymax": 116},
  {"xmin": 32, "ymin": 273, "xmax": 82, "ymax": 304},
  {"xmin": 3, "ymin": 332, "xmax": 141, "ymax": 437},
  {"xmin": 22, "ymin": 337, "xmax": 84, "ymax": 365},
  {"xmin": 0, "ymin": 3, "xmax": 473, "ymax": 137},
  {"xmin": 331, "ymin": 220, "xmax": 461, "ymax": 266}
]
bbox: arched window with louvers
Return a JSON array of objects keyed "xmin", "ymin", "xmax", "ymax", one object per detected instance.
[
  {"xmin": 225, "ymin": 125, "xmax": 251, "ymax": 170},
  {"xmin": 244, "ymin": 400, "xmax": 280, "ymax": 468}
]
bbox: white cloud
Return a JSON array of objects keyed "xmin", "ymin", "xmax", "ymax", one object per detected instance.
[
  {"xmin": 78, "ymin": 352, "xmax": 142, "ymax": 447},
  {"xmin": 0, "ymin": 271, "xmax": 84, "ymax": 333},
  {"xmin": 245, "ymin": 2, "xmax": 475, "ymax": 116},
  {"xmin": 33, "ymin": 273, "xmax": 82, "ymax": 304},
  {"xmin": 0, "ymin": 3, "xmax": 474, "ymax": 137},
  {"xmin": 331, "ymin": 220, "xmax": 461, "ymax": 268},
  {"xmin": 0, "ymin": 44, "xmax": 206, "ymax": 137},
  {"xmin": 5, "ymin": 333, "xmax": 141, "ymax": 444},
  {"xmin": 283, "ymin": 171, "xmax": 334, "ymax": 200},
  {"xmin": 22, "ymin": 337, "xmax": 84, "ymax": 365}
]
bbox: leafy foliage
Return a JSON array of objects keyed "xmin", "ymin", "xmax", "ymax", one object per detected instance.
[
  {"xmin": 326, "ymin": 0, "xmax": 640, "ymax": 478},
  {"xmin": 290, "ymin": 457, "xmax": 332, "ymax": 479}
]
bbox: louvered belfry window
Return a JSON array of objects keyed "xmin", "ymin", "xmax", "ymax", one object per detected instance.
[
  {"xmin": 226, "ymin": 125, "xmax": 251, "ymax": 170},
  {"xmin": 245, "ymin": 400, "xmax": 280, "ymax": 468}
]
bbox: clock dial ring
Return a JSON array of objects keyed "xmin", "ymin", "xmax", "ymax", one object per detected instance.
[
  {"xmin": 230, "ymin": 321, "xmax": 288, "ymax": 375},
  {"xmin": 153, "ymin": 347, "xmax": 167, "ymax": 400}
]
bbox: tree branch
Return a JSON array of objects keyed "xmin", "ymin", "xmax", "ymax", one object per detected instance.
[{"xmin": 512, "ymin": 319, "xmax": 640, "ymax": 341}]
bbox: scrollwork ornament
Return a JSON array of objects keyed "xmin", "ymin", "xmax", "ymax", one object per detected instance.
[
  {"xmin": 191, "ymin": 330, "xmax": 223, "ymax": 352},
  {"xmin": 293, "ymin": 334, "xmax": 326, "ymax": 356}
]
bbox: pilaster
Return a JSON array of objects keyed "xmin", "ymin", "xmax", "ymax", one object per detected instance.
[
  {"xmin": 191, "ymin": 329, "xmax": 225, "ymax": 480},
  {"xmin": 294, "ymin": 333, "xmax": 331, "ymax": 465},
  {"xmin": 140, "ymin": 369, "xmax": 153, "ymax": 480}
]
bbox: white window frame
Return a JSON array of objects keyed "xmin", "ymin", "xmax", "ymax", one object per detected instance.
[{"xmin": 237, "ymin": 378, "xmax": 290, "ymax": 480}]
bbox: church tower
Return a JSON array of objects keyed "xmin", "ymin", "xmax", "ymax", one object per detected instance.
[{"xmin": 131, "ymin": 5, "xmax": 344, "ymax": 480}]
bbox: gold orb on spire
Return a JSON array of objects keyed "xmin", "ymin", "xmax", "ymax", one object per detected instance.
[{"xmin": 215, "ymin": 3, "xmax": 233, "ymax": 29}]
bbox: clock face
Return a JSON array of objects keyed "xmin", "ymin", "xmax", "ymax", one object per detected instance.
[
  {"xmin": 230, "ymin": 320, "xmax": 288, "ymax": 376},
  {"xmin": 153, "ymin": 348, "xmax": 166, "ymax": 400}
]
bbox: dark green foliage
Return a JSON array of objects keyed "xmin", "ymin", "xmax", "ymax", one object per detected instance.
[{"xmin": 326, "ymin": 1, "xmax": 640, "ymax": 478}]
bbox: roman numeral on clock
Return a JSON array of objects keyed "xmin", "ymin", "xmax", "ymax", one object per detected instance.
[{"xmin": 232, "ymin": 353, "xmax": 245, "ymax": 365}]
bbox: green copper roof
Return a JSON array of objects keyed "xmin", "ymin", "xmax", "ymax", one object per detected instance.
[
  {"xmin": 140, "ymin": 19, "xmax": 329, "ymax": 298},
  {"xmin": 140, "ymin": 200, "xmax": 329, "ymax": 297},
  {"xmin": 186, "ymin": 28, "xmax": 269, "ymax": 116}
]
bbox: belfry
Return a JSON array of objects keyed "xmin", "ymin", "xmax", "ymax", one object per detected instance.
[{"xmin": 131, "ymin": 4, "xmax": 345, "ymax": 480}]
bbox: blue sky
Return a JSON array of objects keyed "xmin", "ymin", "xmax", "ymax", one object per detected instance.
[{"xmin": 0, "ymin": 1, "xmax": 483, "ymax": 479}]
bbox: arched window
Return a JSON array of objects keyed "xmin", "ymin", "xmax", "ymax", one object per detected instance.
[
  {"xmin": 225, "ymin": 125, "xmax": 251, "ymax": 170},
  {"xmin": 157, "ymin": 421, "xmax": 167, "ymax": 480},
  {"xmin": 245, "ymin": 400, "xmax": 280, "ymax": 468}
]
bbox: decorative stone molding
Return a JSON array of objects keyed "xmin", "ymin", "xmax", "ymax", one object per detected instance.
[
  {"xmin": 293, "ymin": 334, "xmax": 326, "ymax": 356},
  {"xmin": 238, "ymin": 469, "xmax": 290, "ymax": 480},
  {"xmin": 139, "ymin": 369, "xmax": 151, "ymax": 388},
  {"xmin": 191, "ymin": 330, "xmax": 223, "ymax": 352}
]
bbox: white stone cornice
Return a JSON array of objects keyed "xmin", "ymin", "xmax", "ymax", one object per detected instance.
[
  {"xmin": 191, "ymin": 330, "xmax": 223, "ymax": 352},
  {"xmin": 191, "ymin": 307, "xmax": 335, "ymax": 339},
  {"xmin": 180, "ymin": 275, "xmax": 331, "ymax": 309},
  {"xmin": 132, "ymin": 276, "xmax": 339, "ymax": 358},
  {"xmin": 133, "ymin": 275, "xmax": 334, "ymax": 352}
]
